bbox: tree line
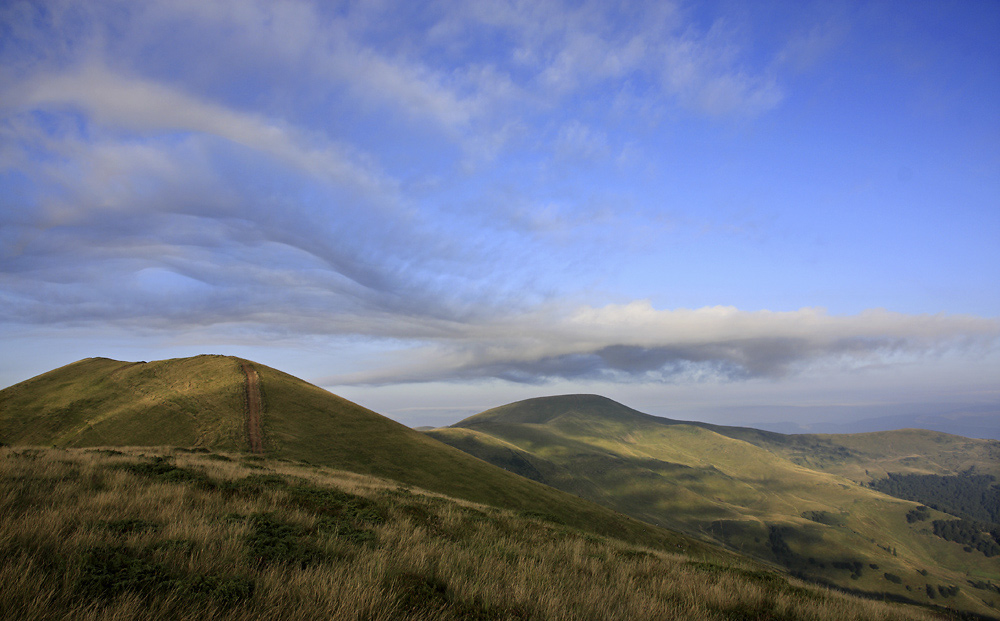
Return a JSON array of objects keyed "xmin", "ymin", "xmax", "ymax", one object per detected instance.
[{"xmin": 869, "ymin": 470, "xmax": 999, "ymax": 525}]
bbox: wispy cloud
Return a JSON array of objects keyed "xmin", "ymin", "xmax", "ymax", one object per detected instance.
[
  {"xmin": 447, "ymin": 0, "xmax": 783, "ymax": 117},
  {"xmin": 8, "ymin": 65, "xmax": 392, "ymax": 196}
]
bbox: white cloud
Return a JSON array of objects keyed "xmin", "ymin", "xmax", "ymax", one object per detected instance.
[
  {"xmin": 774, "ymin": 19, "xmax": 848, "ymax": 74},
  {"xmin": 374, "ymin": 0, "xmax": 784, "ymax": 119},
  {"xmin": 135, "ymin": 0, "xmax": 486, "ymax": 133},
  {"xmin": 659, "ymin": 31, "xmax": 783, "ymax": 117},
  {"xmin": 554, "ymin": 120, "xmax": 610, "ymax": 161},
  {"xmin": 9, "ymin": 65, "xmax": 393, "ymax": 197},
  {"xmin": 325, "ymin": 47, "xmax": 477, "ymax": 130}
]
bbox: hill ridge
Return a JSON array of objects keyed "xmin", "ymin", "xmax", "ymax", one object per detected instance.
[{"xmin": 457, "ymin": 393, "xmax": 664, "ymax": 427}]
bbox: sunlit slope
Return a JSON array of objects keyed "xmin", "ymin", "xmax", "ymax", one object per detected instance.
[
  {"xmin": 0, "ymin": 356, "xmax": 247, "ymax": 449},
  {"xmin": 436, "ymin": 395, "xmax": 1000, "ymax": 617},
  {"xmin": 0, "ymin": 358, "xmax": 711, "ymax": 554},
  {"xmin": 501, "ymin": 398, "xmax": 1000, "ymax": 484}
]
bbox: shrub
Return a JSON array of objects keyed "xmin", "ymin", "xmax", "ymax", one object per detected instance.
[
  {"xmin": 244, "ymin": 513, "xmax": 325, "ymax": 568},
  {"xmin": 76, "ymin": 545, "xmax": 172, "ymax": 599}
]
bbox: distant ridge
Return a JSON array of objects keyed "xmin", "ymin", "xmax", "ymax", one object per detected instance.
[
  {"xmin": 458, "ymin": 393, "xmax": 661, "ymax": 426},
  {"xmin": 755, "ymin": 410, "xmax": 1000, "ymax": 441}
]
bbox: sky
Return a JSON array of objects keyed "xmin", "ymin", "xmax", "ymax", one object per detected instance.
[{"xmin": 1, "ymin": 0, "xmax": 998, "ymax": 434}]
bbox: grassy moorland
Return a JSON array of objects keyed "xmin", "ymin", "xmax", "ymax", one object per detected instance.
[
  {"xmin": 2, "ymin": 358, "xmax": 997, "ymax": 618},
  {"xmin": 0, "ymin": 446, "xmax": 949, "ymax": 621},
  {"xmin": 804, "ymin": 430, "xmax": 1000, "ymax": 482},
  {"xmin": 430, "ymin": 395, "xmax": 1000, "ymax": 617}
]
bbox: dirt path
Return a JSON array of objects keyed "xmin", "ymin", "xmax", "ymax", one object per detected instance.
[{"xmin": 240, "ymin": 361, "xmax": 264, "ymax": 454}]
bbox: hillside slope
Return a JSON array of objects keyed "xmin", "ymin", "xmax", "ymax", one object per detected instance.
[
  {"xmin": 1, "ymin": 446, "xmax": 948, "ymax": 621},
  {"xmin": 0, "ymin": 357, "xmax": 711, "ymax": 554},
  {"xmin": 0, "ymin": 356, "xmax": 247, "ymax": 449},
  {"xmin": 430, "ymin": 395, "xmax": 1000, "ymax": 617},
  {"xmin": 458, "ymin": 394, "xmax": 1000, "ymax": 483}
]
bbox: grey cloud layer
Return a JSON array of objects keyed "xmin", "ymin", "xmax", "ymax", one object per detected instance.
[{"xmin": 325, "ymin": 304, "xmax": 1000, "ymax": 385}]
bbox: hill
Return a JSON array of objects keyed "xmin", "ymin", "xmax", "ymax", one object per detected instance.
[
  {"xmin": 0, "ymin": 357, "xmax": 704, "ymax": 553},
  {"xmin": 429, "ymin": 395, "xmax": 1000, "ymax": 618},
  {"xmin": 1, "ymin": 446, "xmax": 947, "ymax": 621}
]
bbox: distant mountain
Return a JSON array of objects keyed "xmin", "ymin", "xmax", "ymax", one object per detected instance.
[
  {"xmin": 754, "ymin": 409, "xmax": 1000, "ymax": 441},
  {"xmin": 428, "ymin": 394, "xmax": 1000, "ymax": 617},
  {"xmin": 462, "ymin": 393, "xmax": 660, "ymax": 426}
]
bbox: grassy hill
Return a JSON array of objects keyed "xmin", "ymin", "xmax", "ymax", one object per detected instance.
[
  {"xmin": 0, "ymin": 356, "xmax": 248, "ymax": 449},
  {"xmin": 0, "ymin": 356, "xmax": 714, "ymax": 553},
  {"xmin": 1, "ymin": 446, "xmax": 948, "ymax": 621},
  {"xmin": 429, "ymin": 395, "xmax": 1000, "ymax": 618}
]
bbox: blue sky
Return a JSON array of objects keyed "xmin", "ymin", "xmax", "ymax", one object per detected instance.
[{"xmin": 1, "ymin": 0, "xmax": 998, "ymax": 431}]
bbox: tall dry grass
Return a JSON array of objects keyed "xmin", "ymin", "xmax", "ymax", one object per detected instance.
[{"xmin": 1, "ymin": 446, "xmax": 946, "ymax": 620}]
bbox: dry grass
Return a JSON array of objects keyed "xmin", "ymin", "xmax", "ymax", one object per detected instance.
[{"xmin": 1, "ymin": 447, "xmax": 949, "ymax": 620}]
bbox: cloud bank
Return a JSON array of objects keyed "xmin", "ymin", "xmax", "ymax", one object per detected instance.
[{"xmin": 326, "ymin": 303, "xmax": 1000, "ymax": 385}]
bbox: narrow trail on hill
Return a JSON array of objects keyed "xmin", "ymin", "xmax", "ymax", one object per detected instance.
[{"xmin": 240, "ymin": 361, "xmax": 264, "ymax": 454}]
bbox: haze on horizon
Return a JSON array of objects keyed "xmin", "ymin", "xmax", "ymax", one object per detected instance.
[{"xmin": 1, "ymin": 1, "xmax": 998, "ymax": 435}]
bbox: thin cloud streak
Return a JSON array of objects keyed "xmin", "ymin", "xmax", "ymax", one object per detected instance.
[{"xmin": 8, "ymin": 65, "xmax": 392, "ymax": 197}]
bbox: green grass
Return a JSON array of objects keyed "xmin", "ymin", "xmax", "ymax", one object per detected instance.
[
  {"xmin": 0, "ymin": 446, "xmax": 952, "ymax": 621},
  {"xmin": 805, "ymin": 429, "xmax": 1000, "ymax": 482}
]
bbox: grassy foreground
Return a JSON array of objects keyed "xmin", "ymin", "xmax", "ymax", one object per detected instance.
[{"xmin": 0, "ymin": 446, "xmax": 946, "ymax": 621}]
